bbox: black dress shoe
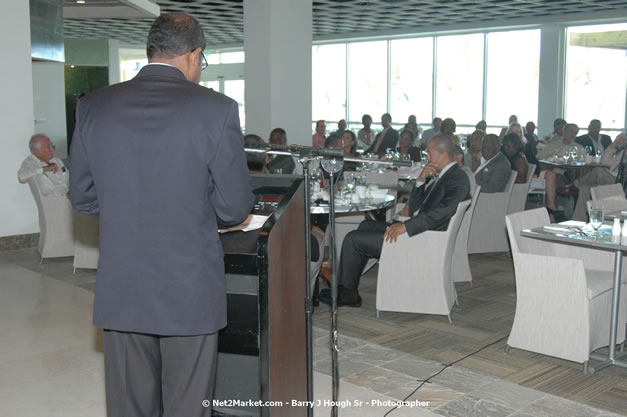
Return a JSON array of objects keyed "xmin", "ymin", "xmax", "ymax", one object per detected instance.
[{"xmin": 319, "ymin": 286, "xmax": 362, "ymax": 307}]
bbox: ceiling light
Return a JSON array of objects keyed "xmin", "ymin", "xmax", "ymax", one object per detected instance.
[{"xmin": 76, "ymin": 0, "xmax": 86, "ymax": 4}]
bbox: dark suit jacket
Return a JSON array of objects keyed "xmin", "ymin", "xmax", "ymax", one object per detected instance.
[
  {"xmin": 397, "ymin": 146, "xmax": 421, "ymax": 162},
  {"xmin": 70, "ymin": 64, "xmax": 254, "ymax": 336},
  {"xmin": 265, "ymin": 154, "xmax": 295, "ymax": 174},
  {"xmin": 576, "ymin": 134, "xmax": 612, "ymax": 155},
  {"xmin": 475, "ymin": 152, "xmax": 511, "ymax": 193},
  {"xmin": 366, "ymin": 127, "xmax": 399, "ymax": 156},
  {"xmin": 405, "ymin": 164, "xmax": 471, "ymax": 237}
]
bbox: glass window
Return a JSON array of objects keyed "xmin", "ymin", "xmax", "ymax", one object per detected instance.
[
  {"xmin": 120, "ymin": 58, "xmax": 147, "ymax": 82},
  {"xmin": 312, "ymin": 44, "xmax": 347, "ymax": 123},
  {"xmin": 220, "ymin": 51, "xmax": 245, "ymax": 64},
  {"xmin": 485, "ymin": 29, "xmax": 540, "ymax": 127},
  {"xmin": 200, "ymin": 81, "xmax": 220, "ymax": 91},
  {"xmin": 224, "ymin": 80, "xmax": 245, "ymax": 130},
  {"xmin": 435, "ymin": 33, "xmax": 484, "ymax": 125},
  {"xmin": 565, "ymin": 23, "xmax": 627, "ymax": 130},
  {"xmin": 347, "ymin": 41, "xmax": 388, "ymax": 126},
  {"xmin": 390, "ymin": 37, "xmax": 433, "ymax": 125}
]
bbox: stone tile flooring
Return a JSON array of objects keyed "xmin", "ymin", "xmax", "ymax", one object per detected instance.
[{"xmin": 1, "ymin": 248, "xmax": 625, "ymax": 416}]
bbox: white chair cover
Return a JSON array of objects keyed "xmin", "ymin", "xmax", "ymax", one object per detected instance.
[
  {"xmin": 452, "ymin": 185, "xmax": 481, "ymax": 284},
  {"xmin": 468, "ymin": 172, "xmax": 517, "ymax": 253},
  {"xmin": 376, "ymin": 200, "xmax": 471, "ymax": 321},
  {"xmin": 507, "ymin": 163, "xmax": 536, "ymax": 214},
  {"xmin": 505, "ymin": 208, "xmax": 626, "ymax": 365},
  {"xmin": 590, "ymin": 183, "xmax": 625, "ymax": 201},
  {"xmin": 27, "ymin": 178, "xmax": 74, "ymax": 259}
]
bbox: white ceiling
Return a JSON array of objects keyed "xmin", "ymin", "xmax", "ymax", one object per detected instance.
[{"xmin": 62, "ymin": 0, "xmax": 627, "ymax": 48}]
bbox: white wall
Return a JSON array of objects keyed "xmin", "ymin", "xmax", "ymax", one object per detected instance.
[
  {"xmin": 32, "ymin": 62, "xmax": 68, "ymax": 158},
  {"xmin": 0, "ymin": 1, "xmax": 38, "ymax": 237}
]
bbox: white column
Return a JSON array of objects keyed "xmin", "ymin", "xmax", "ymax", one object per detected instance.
[
  {"xmin": 537, "ymin": 24, "xmax": 566, "ymax": 138},
  {"xmin": 244, "ymin": 0, "xmax": 312, "ymax": 145},
  {"xmin": 32, "ymin": 62, "xmax": 68, "ymax": 157},
  {"xmin": 108, "ymin": 39, "xmax": 121, "ymax": 85},
  {"xmin": 0, "ymin": 2, "xmax": 38, "ymax": 237}
]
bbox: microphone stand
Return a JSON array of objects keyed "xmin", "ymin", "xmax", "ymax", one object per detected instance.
[{"xmin": 245, "ymin": 144, "xmax": 412, "ymax": 417}]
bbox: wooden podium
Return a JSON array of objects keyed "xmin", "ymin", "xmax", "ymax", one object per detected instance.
[{"xmin": 214, "ymin": 175, "xmax": 307, "ymax": 417}]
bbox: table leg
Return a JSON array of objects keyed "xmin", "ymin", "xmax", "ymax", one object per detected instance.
[{"xmin": 589, "ymin": 249, "xmax": 627, "ymax": 372}]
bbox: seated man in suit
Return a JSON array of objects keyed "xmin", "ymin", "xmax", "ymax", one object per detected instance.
[
  {"xmin": 319, "ymin": 135, "xmax": 471, "ymax": 307},
  {"xmin": 265, "ymin": 127, "xmax": 295, "ymax": 174},
  {"xmin": 576, "ymin": 119, "xmax": 612, "ymax": 156},
  {"xmin": 365, "ymin": 113, "xmax": 399, "ymax": 157},
  {"xmin": 18, "ymin": 133, "xmax": 69, "ymax": 197},
  {"xmin": 474, "ymin": 134, "xmax": 511, "ymax": 193}
]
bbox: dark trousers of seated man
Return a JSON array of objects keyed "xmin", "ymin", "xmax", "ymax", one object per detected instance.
[{"xmin": 339, "ymin": 219, "xmax": 389, "ymax": 292}]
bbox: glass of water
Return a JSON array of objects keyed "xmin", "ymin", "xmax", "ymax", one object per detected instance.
[{"xmin": 589, "ymin": 205, "xmax": 604, "ymax": 238}]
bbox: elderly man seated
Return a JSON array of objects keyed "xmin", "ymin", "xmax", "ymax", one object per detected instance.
[
  {"xmin": 319, "ymin": 135, "xmax": 470, "ymax": 307},
  {"xmin": 474, "ymin": 134, "xmax": 511, "ymax": 193},
  {"xmin": 464, "ymin": 129, "xmax": 484, "ymax": 172},
  {"xmin": 18, "ymin": 134, "xmax": 69, "ymax": 197},
  {"xmin": 572, "ymin": 132, "xmax": 627, "ymax": 220},
  {"xmin": 537, "ymin": 123, "xmax": 585, "ymax": 220}
]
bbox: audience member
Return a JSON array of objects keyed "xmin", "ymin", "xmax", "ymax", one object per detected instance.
[
  {"xmin": 572, "ymin": 132, "xmax": 627, "ymax": 220},
  {"xmin": 420, "ymin": 117, "xmax": 441, "ymax": 148},
  {"xmin": 474, "ymin": 133, "xmax": 511, "ymax": 193},
  {"xmin": 244, "ymin": 133, "xmax": 263, "ymax": 147},
  {"xmin": 244, "ymin": 134, "xmax": 266, "ymax": 172},
  {"xmin": 537, "ymin": 123, "xmax": 584, "ymax": 221},
  {"xmin": 18, "ymin": 134, "xmax": 69, "ymax": 197},
  {"xmin": 365, "ymin": 113, "xmax": 399, "ymax": 157},
  {"xmin": 524, "ymin": 121, "xmax": 540, "ymax": 175},
  {"xmin": 575, "ymin": 119, "xmax": 611, "ymax": 156},
  {"xmin": 542, "ymin": 118, "xmax": 566, "ymax": 144},
  {"xmin": 499, "ymin": 114, "xmax": 518, "ymax": 140},
  {"xmin": 341, "ymin": 130, "xmax": 359, "ymax": 171},
  {"xmin": 397, "ymin": 129, "xmax": 421, "ymax": 162},
  {"xmin": 336, "ymin": 119, "xmax": 347, "ymax": 136},
  {"xmin": 502, "ymin": 133, "xmax": 529, "ymax": 184},
  {"xmin": 319, "ymin": 135, "xmax": 470, "ymax": 307},
  {"xmin": 403, "ymin": 115, "xmax": 421, "ymax": 139},
  {"xmin": 463, "ymin": 129, "xmax": 484, "ymax": 172},
  {"xmin": 357, "ymin": 114, "xmax": 375, "ymax": 149},
  {"xmin": 440, "ymin": 118, "xmax": 460, "ymax": 144},
  {"xmin": 312, "ymin": 120, "xmax": 326, "ymax": 148},
  {"xmin": 266, "ymin": 128, "xmax": 295, "ymax": 174},
  {"xmin": 475, "ymin": 120, "xmax": 487, "ymax": 132},
  {"xmin": 454, "ymin": 145, "xmax": 464, "ymax": 167},
  {"xmin": 324, "ymin": 133, "xmax": 342, "ymax": 150}
]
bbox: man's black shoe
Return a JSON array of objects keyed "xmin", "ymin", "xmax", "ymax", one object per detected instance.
[{"xmin": 319, "ymin": 286, "xmax": 362, "ymax": 307}]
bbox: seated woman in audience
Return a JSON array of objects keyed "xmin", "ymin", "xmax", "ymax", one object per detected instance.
[
  {"xmin": 396, "ymin": 129, "xmax": 421, "ymax": 162},
  {"xmin": 357, "ymin": 114, "xmax": 375, "ymax": 149},
  {"xmin": 502, "ymin": 133, "xmax": 529, "ymax": 184},
  {"xmin": 341, "ymin": 130, "xmax": 359, "ymax": 171}
]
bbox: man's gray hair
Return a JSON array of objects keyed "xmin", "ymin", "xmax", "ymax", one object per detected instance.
[
  {"xmin": 429, "ymin": 134, "xmax": 455, "ymax": 158},
  {"xmin": 29, "ymin": 134, "xmax": 48, "ymax": 152},
  {"xmin": 146, "ymin": 13, "xmax": 206, "ymax": 59}
]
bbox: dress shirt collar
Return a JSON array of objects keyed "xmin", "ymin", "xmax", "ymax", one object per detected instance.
[{"xmin": 474, "ymin": 153, "xmax": 498, "ymax": 175}]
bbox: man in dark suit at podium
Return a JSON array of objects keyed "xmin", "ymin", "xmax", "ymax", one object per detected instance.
[
  {"xmin": 70, "ymin": 13, "xmax": 253, "ymax": 417},
  {"xmin": 320, "ymin": 135, "xmax": 470, "ymax": 307}
]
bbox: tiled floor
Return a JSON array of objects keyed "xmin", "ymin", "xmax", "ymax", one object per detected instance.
[{"xmin": 0, "ymin": 248, "xmax": 625, "ymax": 417}]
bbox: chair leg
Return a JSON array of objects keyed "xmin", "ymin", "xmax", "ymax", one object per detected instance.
[
  {"xmin": 583, "ymin": 360, "xmax": 592, "ymax": 375},
  {"xmin": 504, "ymin": 344, "xmax": 510, "ymax": 354},
  {"xmin": 376, "ymin": 310, "xmax": 380, "ymax": 319},
  {"xmin": 73, "ymin": 266, "xmax": 77, "ymax": 275},
  {"xmin": 312, "ymin": 277, "xmax": 320, "ymax": 307},
  {"xmin": 39, "ymin": 256, "xmax": 44, "ymax": 264},
  {"xmin": 447, "ymin": 315, "xmax": 452, "ymax": 324}
]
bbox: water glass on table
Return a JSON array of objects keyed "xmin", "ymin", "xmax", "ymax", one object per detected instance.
[{"xmin": 589, "ymin": 205, "xmax": 604, "ymax": 237}]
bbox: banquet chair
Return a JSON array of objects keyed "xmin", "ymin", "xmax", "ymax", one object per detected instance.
[
  {"xmin": 507, "ymin": 163, "xmax": 536, "ymax": 214},
  {"xmin": 590, "ymin": 183, "xmax": 625, "ymax": 201},
  {"xmin": 73, "ymin": 212, "xmax": 100, "ymax": 272},
  {"xmin": 468, "ymin": 171, "xmax": 516, "ymax": 254},
  {"xmin": 505, "ymin": 208, "xmax": 626, "ymax": 371},
  {"xmin": 27, "ymin": 178, "xmax": 74, "ymax": 261},
  {"xmin": 376, "ymin": 200, "xmax": 471, "ymax": 323},
  {"xmin": 452, "ymin": 185, "xmax": 481, "ymax": 286}
]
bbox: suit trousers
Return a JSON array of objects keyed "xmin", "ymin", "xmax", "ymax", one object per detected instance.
[
  {"xmin": 339, "ymin": 220, "xmax": 388, "ymax": 290},
  {"xmin": 103, "ymin": 330, "xmax": 218, "ymax": 417}
]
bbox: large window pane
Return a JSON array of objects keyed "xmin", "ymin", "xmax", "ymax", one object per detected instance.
[
  {"xmin": 347, "ymin": 41, "xmax": 387, "ymax": 126},
  {"xmin": 390, "ymin": 38, "xmax": 433, "ymax": 125},
  {"xmin": 312, "ymin": 44, "xmax": 346, "ymax": 124},
  {"xmin": 436, "ymin": 34, "xmax": 484, "ymax": 125},
  {"xmin": 566, "ymin": 23, "xmax": 627, "ymax": 130},
  {"xmin": 486, "ymin": 30, "xmax": 540, "ymax": 126},
  {"xmin": 224, "ymin": 80, "xmax": 245, "ymax": 131}
]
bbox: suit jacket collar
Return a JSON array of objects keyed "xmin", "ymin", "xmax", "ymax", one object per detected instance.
[{"xmin": 136, "ymin": 63, "xmax": 188, "ymax": 81}]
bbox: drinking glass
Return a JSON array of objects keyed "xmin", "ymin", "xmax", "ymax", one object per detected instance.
[
  {"xmin": 570, "ymin": 147, "xmax": 578, "ymax": 163},
  {"xmin": 589, "ymin": 205, "xmax": 604, "ymax": 237}
]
